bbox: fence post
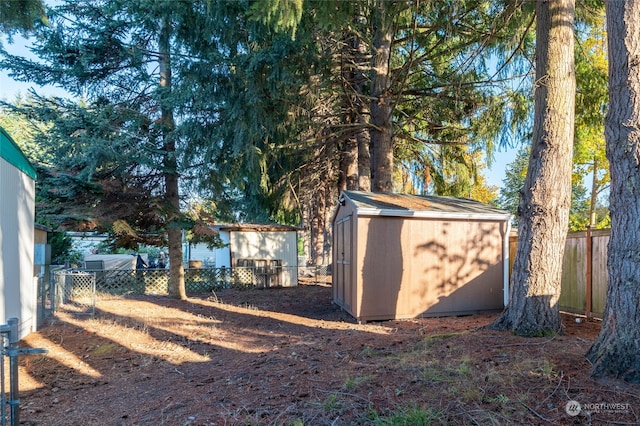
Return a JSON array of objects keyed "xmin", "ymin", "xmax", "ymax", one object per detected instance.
[
  {"xmin": 0, "ymin": 317, "xmax": 21, "ymax": 426},
  {"xmin": 0, "ymin": 317, "xmax": 48, "ymax": 426},
  {"xmin": 7, "ymin": 318, "xmax": 19, "ymax": 426},
  {"xmin": 51, "ymin": 270, "xmax": 58, "ymax": 313},
  {"xmin": 585, "ymin": 227, "xmax": 593, "ymax": 320}
]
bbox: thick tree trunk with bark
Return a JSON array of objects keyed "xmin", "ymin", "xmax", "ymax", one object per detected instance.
[
  {"xmin": 159, "ymin": 16, "xmax": 186, "ymax": 300},
  {"xmin": 357, "ymin": 118, "xmax": 371, "ymax": 191},
  {"xmin": 353, "ymin": 19, "xmax": 371, "ymax": 192},
  {"xmin": 370, "ymin": 1, "xmax": 393, "ymax": 193},
  {"xmin": 338, "ymin": 136, "xmax": 358, "ymax": 192},
  {"xmin": 339, "ymin": 10, "xmax": 371, "ymax": 192},
  {"xmin": 586, "ymin": 0, "xmax": 640, "ymax": 383},
  {"xmin": 310, "ymin": 184, "xmax": 327, "ymax": 264},
  {"xmin": 491, "ymin": 0, "xmax": 575, "ymax": 336},
  {"xmin": 339, "ymin": 30, "xmax": 359, "ymax": 191}
]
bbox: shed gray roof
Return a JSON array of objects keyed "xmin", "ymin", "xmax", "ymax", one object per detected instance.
[
  {"xmin": 340, "ymin": 191, "xmax": 511, "ymax": 221},
  {"xmin": 215, "ymin": 223, "xmax": 300, "ymax": 232},
  {"xmin": 34, "ymin": 223, "xmax": 53, "ymax": 232}
]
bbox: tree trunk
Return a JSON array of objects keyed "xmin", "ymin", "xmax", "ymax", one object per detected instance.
[
  {"xmin": 357, "ymin": 116, "xmax": 371, "ymax": 191},
  {"xmin": 310, "ymin": 184, "xmax": 326, "ymax": 264},
  {"xmin": 159, "ymin": 15, "xmax": 186, "ymax": 300},
  {"xmin": 338, "ymin": 137, "xmax": 358, "ymax": 192},
  {"xmin": 586, "ymin": 0, "xmax": 640, "ymax": 383},
  {"xmin": 370, "ymin": 1, "xmax": 393, "ymax": 193},
  {"xmin": 339, "ymin": 10, "xmax": 371, "ymax": 192},
  {"xmin": 339, "ymin": 30, "xmax": 359, "ymax": 191},
  {"xmin": 353, "ymin": 14, "xmax": 371, "ymax": 192},
  {"xmin": 491, "ymin": 0, "xmax": 575, "ymax": 336}
]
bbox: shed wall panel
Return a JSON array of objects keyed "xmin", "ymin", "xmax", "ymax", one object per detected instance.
[
  {"xmin": 230, "ymin": 231, "xmax": 298, "ymax": 286},
  {"xmin": 356, "ymin": 216, "xmax": 404, "ymax": 319},
  {"xmin": 230, "ymin": 231, "xmax": 297, "ymax": 265},
  {"xmin": 333, "ymin": 216, "xmax": 355, "ymax": 311},
  {"xmin": 0, "ymin": 157, "xmax": 36, "ymax": 338},
  {"xmin": 332, "ymin": 200, "xmax": 358, "ymax": 316},
  {"xmin": 354, "ymin": 215, "xmax": 505, "ymax": 321},
  {"xmin": 189, "ymin": 244, "xmax": 218, "ymax": 267},
  {"xmin": 186, "ymin": 232, "xmax": 243, "ymax": 269},
  {"xmin": 34, "ymin": 228, "xmax": 47, "ymax": 245}
]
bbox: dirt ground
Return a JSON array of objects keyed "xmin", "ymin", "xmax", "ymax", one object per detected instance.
[{"xmin": 15, "ymin": 284, "xmax": 640, "ymax": 425}]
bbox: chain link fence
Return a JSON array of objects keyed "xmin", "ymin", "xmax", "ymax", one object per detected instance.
[
  {"xmin": 298, "ymin": 264, "xmax": 332, "ymax": 285},
  {"xmin": 51, "ymin": 270, "xmax": 96, "ymax": 316},
  {"xmin": 36, "ymin": 269, "xmax": 54, "ymax": 329},
  {"xmin": 50, "ymin": 265, "xmax": 331, "ymax": 306}
]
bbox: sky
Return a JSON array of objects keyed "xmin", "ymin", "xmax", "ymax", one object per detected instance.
[
  {"xmin": 0, "ymin": 67, "xmax": 45, "ymax": 99},
  {"xmin": 486, "ymin": 148, "xmax": 517, "ymax": 189},
  {"xmin": 1, "ymin": 35, "xmax": 517, "ymax": 189},
  {"xmin": 0, "ymin": 35, "xmax": 64, "ymax": 100}
]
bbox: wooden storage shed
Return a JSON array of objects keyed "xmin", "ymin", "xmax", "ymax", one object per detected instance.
[
  {"xmin": 332, "ymin": 191, "xmax": 512, "ymax": 322},
  {"xmin": 0, "ymin": 127, "xmax": 38, "ymax": 338}
]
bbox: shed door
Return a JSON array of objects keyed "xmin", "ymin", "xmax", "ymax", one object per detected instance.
[{"xmin": 334, "ymin": 215, "xmax": 352, "ymax": 310}]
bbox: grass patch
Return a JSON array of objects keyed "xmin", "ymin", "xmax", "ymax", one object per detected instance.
[
  {"xmin": 343, "ymin": 374, "xmax": 376, "ymax": 391},
  {"xmin": 322, "ymin": 392, "xmax": 341, "ymax": 412},
  {"xmin": 420, "ymin": 364, "xmax": 446, "ymax": 382},
  {"xmin": 368, "ymin": 405, "xmax": 441, "ymax": 425},
  {"xmin": 455, "ymin": 355, "xmax": 473, "ymax": 376},
  {"xmin": 361, "ymin": 346, "xmax": 386, "ymax": 358},
  {"xmin": 92, "ymin": 343, "xmax": 117, "ymax": 355}
]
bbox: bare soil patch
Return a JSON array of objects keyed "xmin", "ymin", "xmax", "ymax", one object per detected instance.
[{"xmin": 16, "ymin": 284, "xmax": 640, "ymax": 425}]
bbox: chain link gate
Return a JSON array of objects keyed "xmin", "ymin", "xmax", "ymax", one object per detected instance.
[
  {"xmin": 0, "ymin": 318, "xmax": 47, "ymax": 426},
  {"xmin": 52, "ymin": 270, "xmax": 96, "ymax": 316}
]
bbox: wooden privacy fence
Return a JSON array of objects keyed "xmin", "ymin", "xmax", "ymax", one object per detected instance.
[{"xmin": 509, "ymin": 229, "xmax": 610, "ymax": 318}]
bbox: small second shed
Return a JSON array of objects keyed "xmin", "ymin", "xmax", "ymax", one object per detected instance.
[
  {"xmin": 186, "ymin": 223, "xmax": 299, "ymax": 287},
  {"xmin": 332, "ymin": 191, "xmax": 511, "ymax": 322}
]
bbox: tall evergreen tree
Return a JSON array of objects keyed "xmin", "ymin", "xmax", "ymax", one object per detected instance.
[
  {"xmin": 586, "ymin": 0, "xmax": 640, "ymax": 384},
  {"xmin": 491, "ymin": 0, "xmax": 576, "ymax": 336},
  {"xmin": 0, "ymin": 0, "xmax": 228, "ymax": 298},
  {"xmin": 157, "ymin": 11, "xmax": 184, "ymax": 299},
  {"xmin": 0, "ymin": 0, "xmax": 45, "ymax": 34},
  {"xmin": 186, "ymin": 0, "xmax": 538, "ymax": 261}
]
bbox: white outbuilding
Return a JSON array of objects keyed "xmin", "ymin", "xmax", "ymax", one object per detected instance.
[
  {"xmin": 0, "ymin": 127, "xmax": 38, "ymax": 338},
  {"xmin": 186, "ymin": 223, "xmax": 299, "ymax": 287}
]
